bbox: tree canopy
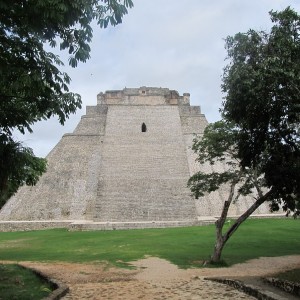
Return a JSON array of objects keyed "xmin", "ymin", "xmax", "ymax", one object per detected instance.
[
  {"xmin": 188, "ymin": 121, "xmax": 272, "ymax": 263},
  {"xmin": 0, "ymin": 135, "xmax": 47, "ymax": 208},
  {"xmin": 0, "ymin": 0, "xmax": 133, "ymax": 206},
  {"xmin": 0, "ymin": 0, "xmax": 133, "ymax": 135},
  {"xmin": 222, "ymin": 6, "xmax": 300, "ymax": 212},
  {"xmin": 189, "ymin": 7, "xmax": 300, "ymax": 263}
]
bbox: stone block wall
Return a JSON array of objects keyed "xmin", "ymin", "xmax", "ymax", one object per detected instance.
[
  {"xmin": 0, "ymin": 135, "xmax": 103, "ymax": 220},
  {"xmin": 93, "ymin": 105, "xmax": 196, "ymax": 221},
  {"xmin": 0, "ymin": 86, "xmax": 275, "ymax": 226}
]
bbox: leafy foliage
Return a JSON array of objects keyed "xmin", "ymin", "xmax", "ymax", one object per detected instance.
[
  {"xmin": 189, "ymin": 121, "xmax": 240, "ymax": 199},
  {"xmin": 0, "ymin": 0, "xmax": 133, "ymax": 135},
  {"xmin": 189, "ymin": 7, "xmax": 300, "ymax": 263},
  {"xmin": 188, "ymin": 121, "xmax": 275, "ymax": 263},
  {"xmin": 0, "ymin": 0, "xmax": 133, "ymax": 205},
  {"xmin": 0, "ymin": 135, "xmax": 46, "ymax": 208},
  {"xmin": 221, "ymin": 7, "xmax": 300, "ymax": 211},
  {"xmin": 189, "ymin": 121, "xmax": 265, "ymax": 201}
]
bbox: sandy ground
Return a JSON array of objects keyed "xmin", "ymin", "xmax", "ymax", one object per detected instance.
[{"xmin": 13, "ymin": 255, "xmax": 300, "ymax": 299}]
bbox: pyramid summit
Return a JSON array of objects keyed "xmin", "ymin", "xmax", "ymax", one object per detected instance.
[{"xmin": 0, "ymin": 87, "xmax": 272, "ymax": 230}]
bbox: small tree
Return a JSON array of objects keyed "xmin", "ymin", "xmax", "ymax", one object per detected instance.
[
  {"xmin": 0, "ymin": 135, "xmax": 46, "ymax": 208},
  {"xmin": 188, "ymin": 121, "xmax": 274, "ymax": 263}
]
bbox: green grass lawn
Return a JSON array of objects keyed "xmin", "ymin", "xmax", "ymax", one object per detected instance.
[
  {"xmin": 0, "ymin": 264, "xmax": 53, "ymax": 300},
  {"xmin": 0, "ymin": 218, "xmax": 299, "ymax": 268}
]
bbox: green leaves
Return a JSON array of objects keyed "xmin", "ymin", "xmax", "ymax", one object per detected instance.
[
  {"xmin": 188, "ymin": 121, "xmax": 258, "ymax": 201},
  {"xmin": 188, "ymin": 171, "xmax": 237, "ymax": 199},
  {"xmin": 0, "ymin": 134, "xmax": 47, "ymax": 208},
  {"xmin": 221, "ymin": 6, "xmax": 300, "ymax": 213},
  {"xmin": 0, "ymin": 1, "xmax": 133, "ymax": 201},
  {"xmin": 192, "ymin": 121, "xmax": 239, "ymax": 165},
  {"xmin": 0, "ymin": 32, "xmax": 82, "ymax": 134},
  {"xmin": 96, "ymin": 0, "xmax": 134, "ymax": 28},
  {"xmin": 0, "ymin": 0, "xmax": 134, "ymax": 135},
  {"xmin": 0, "ymin": 0, "xmax": 134, "ymax": 133}
]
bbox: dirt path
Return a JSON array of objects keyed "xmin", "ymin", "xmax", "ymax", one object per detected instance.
[{"xmin": 17, "ymin": 255, "xmax": 300, "ymax": 299}]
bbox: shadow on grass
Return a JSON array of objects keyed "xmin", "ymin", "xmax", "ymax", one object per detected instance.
[{"xmin": 0, "ymin": 264, "xmax": 53, "ymax": 300}]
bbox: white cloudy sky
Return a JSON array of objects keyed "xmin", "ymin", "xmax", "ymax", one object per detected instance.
[{"xmin": 14, "ymin": 0, "xmax": 300, "ymax": 157}]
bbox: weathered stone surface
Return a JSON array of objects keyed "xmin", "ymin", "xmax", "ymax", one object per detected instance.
[
  {"xmin": 264, "ymin": 277, "xmax": 300, "ymax": 297},
  {"xmin": 0, "ymin": 87, "xmax": 273, "ymax": 228}
]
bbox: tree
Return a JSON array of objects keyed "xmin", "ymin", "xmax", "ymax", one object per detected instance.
[
  {"xmin": 0, "ymin": 135, "xmax": 47, "ymax": 208},
  {"xmin": 0, "ymin": 0, "xmax": 133, "ymax": 204},
  {"xmin": 188, "ymin": 121, "xmax": 273, "ymax": 263},
  {"xmin": 0, "ymin": 0, "xmax": 133, "ymax": 135},
  {"xmin": 188, "ymin": 7, "xmax": 300, "ymax": 263},
  {"xmin": 222, "ymin": 7, "xmax": 300, "ymax": 212}
]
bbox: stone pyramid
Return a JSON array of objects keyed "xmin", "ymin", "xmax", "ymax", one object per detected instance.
[{"xmin": 0, "ymin": 87, "xmax": 273, "ymax": 230}]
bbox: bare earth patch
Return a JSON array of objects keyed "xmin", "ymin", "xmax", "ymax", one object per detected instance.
[{"xmin": 8, "ymin": 255, "xmax": 300, "ymax": 299}]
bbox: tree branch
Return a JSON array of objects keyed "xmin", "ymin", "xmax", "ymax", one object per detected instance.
[{"xmin": 223, "ymin": 189, "xmax": 273, "ymax": 242}]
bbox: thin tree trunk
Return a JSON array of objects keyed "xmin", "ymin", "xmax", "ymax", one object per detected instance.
[
  {"xmin": 210, "ymin": 180, "xmax": 236, "ymax": 263},
  {"xmin": 210, "ymin": 189, "xmax": 273, "ymax": 263},
  {"xmin": 211, "ymin": 232, "xmax": 225, "ymax": 263}
]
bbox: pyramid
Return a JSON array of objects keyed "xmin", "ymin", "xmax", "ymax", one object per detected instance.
[{"xmin": 0, "ymin": 87, "xmax": 273, "ymax": 230}]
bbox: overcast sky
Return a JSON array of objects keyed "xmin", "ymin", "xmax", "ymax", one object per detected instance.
[{"xmin": 14, "ymin": 0, "xmax": 300, "ymax": 157}]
